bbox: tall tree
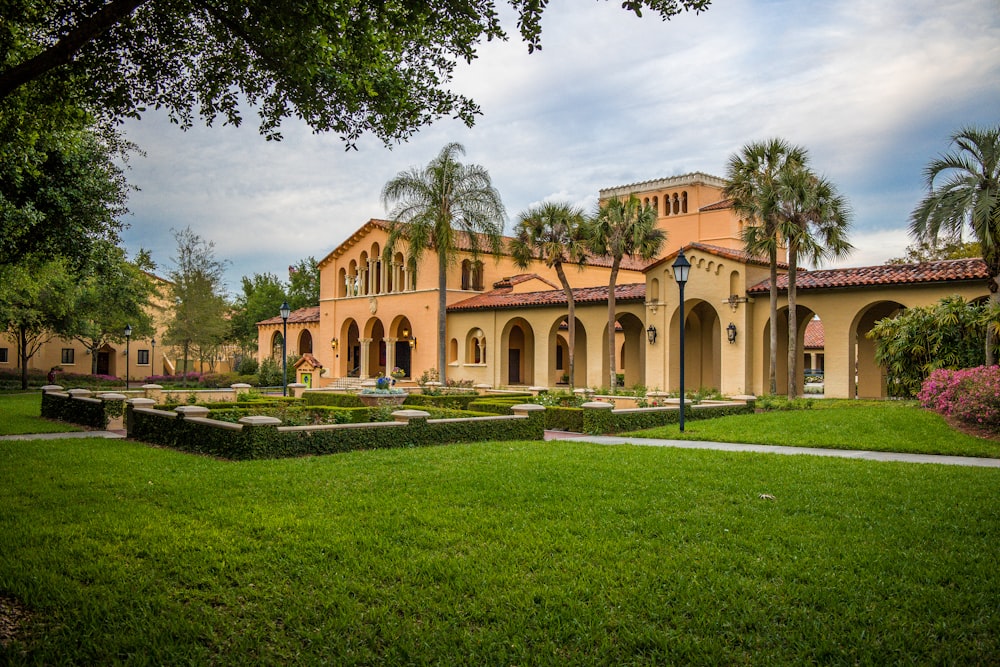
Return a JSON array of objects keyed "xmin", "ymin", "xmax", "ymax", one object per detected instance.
[
  {"xmin": 886, "ymin": 236, "xmax": 981, "ymax": 264},
  {"xmin": 910, "ymin": 124, "xmax": 1000, "ymax": 364},
  {"xmin": 588, "ymin": 194, "xmax": 665, "ymax": 392},
  {"xmin": 65, "ymin": 244, "xmax": 158, "ymax": 374},
  {"xmin": 165, "ymin": 227, "xmax": 229, "ymax": 379},
  {"xmin": 381, "ymin": 142, "xmax": 506, "ymax": 384},
  {"xmin": 230, "ymin": 272, "xmax": 287, "ymax": 356},
  {"xmin": 724, "ymin": 138, "xmax": 807, "ymax": 395},
  {"xmin": 0, "ymin": 259, "xmax": 77, "ymax": 389},
  {"xmin": 774, "ymin": 168, "xmax": 853, "ymax": 397},
  {"xmin": 0, "ymin": 1, "xmax": 710, "ymax": 145},
  {"xmin": 1, "ymin": 117, "xmax": 134, "ymax": 268},
  {"xmin": 286, "ymin": 257, "xmax": 320, "ymax": 310},
  {"xmin": 510, "ymin": 202, "xmax": 589, "ymax": 389}
]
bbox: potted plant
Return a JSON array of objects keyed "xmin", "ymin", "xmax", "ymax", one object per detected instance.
[
  {"xmin": 358, "ymin": 374, "xmax": 408, "ymax": 407},
  {"xmin": 390, "ymin": 366, "xmax": 406, "ymax": 380}
]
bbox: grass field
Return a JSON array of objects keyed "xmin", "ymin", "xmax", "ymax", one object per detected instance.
[
  {"xmin": 2, "ymin": 431, "xmax": 998, "ymax": 664},
  {"xmin": 0, "ymin": 393, "xmax": 82, "ymax": 435},
  {"xmin": 625, "ymin": 399, "xmax": 1000, "ymax": 459}
]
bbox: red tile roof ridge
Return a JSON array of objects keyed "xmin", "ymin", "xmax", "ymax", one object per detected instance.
[
  {"xmin": 256, "ymin": 305, "xmax": 320, "ymax": 325},
  {"xmin": 747, "ymin": 257, "xmax": 989, "ymax": 293},
  {"xmin": 449, "ymin": 282, "xmax": 646, "ymax": 312},
  {"xmin": 644, "ymin": 242, "xmax": 784, "ymax": 273}
]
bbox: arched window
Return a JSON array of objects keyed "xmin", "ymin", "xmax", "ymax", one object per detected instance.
[
  {"xmin": 449, "ymin": 338, "xmax": 459, "ymax": 363},
  {"xmin": 461, "ymin": 259, "xmax": 472, "ymax": 290},
  {"xmin": 466, "ymin": 328, "xmax": 486, "ymax": 363},
  {"xmin": 299, "ymin": 329, "xmax": 313, "ymax": 354},
  {"xmin": 672, "ymin": 193, "xmax": 680, "ymax": 215},
  {"xmin": 681, "ymin": 191, "xmax": 688, "ymax": 213},
  {"xmin": 338, "ymin": 268, "xmax": 347, "ymax": 298},
  {"xmin": 652, "ymin": 196, "xmax": 658, "ymax": 214},
  {"xmin": 472, "ymin": 261, "xmax": 484, "ymax": 291}
]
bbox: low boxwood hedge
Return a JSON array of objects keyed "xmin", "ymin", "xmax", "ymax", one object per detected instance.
[{"xmin": 582, "ymin": 402, "xmax": 754, "ymax": 435}]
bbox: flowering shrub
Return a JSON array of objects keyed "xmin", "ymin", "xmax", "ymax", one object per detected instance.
[
  {"xmin": 390, "ymin": 366, "xmax": 406, "ymax": 379},
  {"xmin": 918, "ymin": 366, "xmax": 1000, "ymax": 432}
]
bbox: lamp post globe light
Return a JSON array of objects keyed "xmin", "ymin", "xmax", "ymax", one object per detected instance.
[
  {"xmin": 672, "ymin": 250, "xmax": 690, "ymax": 432},
  {"xmin": 280, "ymin": 301, "xmax": 291, "ymax": 396},
  {"xmin": 124, "ymin": 323, "xmax": 133, "ymax": 389}
]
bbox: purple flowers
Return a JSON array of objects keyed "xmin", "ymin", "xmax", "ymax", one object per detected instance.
[{"xmin": 918, "ymin": 366, "xmax": 1000, "ymax": 432}]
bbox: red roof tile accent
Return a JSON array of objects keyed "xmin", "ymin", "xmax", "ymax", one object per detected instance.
[
  {"xmin": 490, "ymin": 273, "xmax": 560, "ymax": 291},
  {"xmin": 747, "ymin": 258, "xmax": 989, "ymax": 293},
  {"xmin": 449, "ymin": 282, "xmax": 645, "ymax": 312},
  {"xmin": 699, "ymin": 198, "xmax": 733, "ymax": 212},
  {"xmin": 644, "ymin": 242, "xmax": 785, "ymax": 273},
  {"xmin": 256, "ymin": 305, "xmax": 320, "ymax": 326},
  {"xmin": 294, "ymin": 352, "xmax": 323, "ymax": 369},
  {"xmin": 804, "ymin": 319, "xmax": 824, "ymax": 348}
]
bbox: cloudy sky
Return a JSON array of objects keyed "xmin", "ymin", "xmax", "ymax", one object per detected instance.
[{"xmin": 119, "ymin": 0, "xmax": 1000, "ymax": 295}]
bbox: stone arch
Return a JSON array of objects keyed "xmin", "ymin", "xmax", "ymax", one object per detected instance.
[
  {"xmin": 649, "ymin": 277, "xmax": 660, "ymax": 306},
  {"xmin": 364, "ymin": 317, "xmax": 386, "ymax": 378},
  {"xmin": 394, "ymin": 251, "xmax": 406, "ymax": 293},
  {"xmin": 547, "ymin": 316, "xmax": 588, "ymax": 386},
  {"xmin": 449, "ymin": 337, "xmax": 459, "ymax": 364},
  {"xmin": 466, "ymin": 327, "xmax": 487, "ymax": 364},
  {"xmin": 602, "ymin": 312, "xmax": 646, "ymax": 389},
  {"xmin": 851, "ymin": 300, "xmax": 905, "ymax": 399},
  {"xmin": 342, "ymin": 319, "xmax": 361, "ymax": 376},
  {"xmin": 298, "ymin": 329, "xmax": 313, "ymax": 354},
  {"xmin": 501, "ymin": 317, "xmax": 535, "ymax": 386},
  {"xmin": 358, "ymin": 251, "xmax": 369, "ymax": 295},
  {"xmin": 759, "ymin": 304, "xmax": 815, "ymax": 396},
  {"xmin": 389, "ymin": 315, "xmax": 415, "ymax": 378},
  {"xmin": 369, "ymin": 243, "xmax": 382, "ymax": 294},
  {"xmin": 669, "ymin": 299, "xmax": 723, "ymax": 393},
  {"xmin": 270, "ymin": 331, "xmax": 283, "ymax": 359},
  {"xmin": 338, "ymin": 267, "xmax": 348, "ymax": 298},
  {"xmin": 348, "ymin": 259, "xmax": 359, "ymax": 296}
]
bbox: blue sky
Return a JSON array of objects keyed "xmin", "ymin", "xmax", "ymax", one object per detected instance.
[{"xmin": 119, "ymin": 0, "xmax": 1000, "ymax": 295}]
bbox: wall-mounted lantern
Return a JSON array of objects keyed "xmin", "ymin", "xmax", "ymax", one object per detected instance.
[
  {"xmin": 646, "ymin": 324, "xmax": 657, "ymax": 344},
  {"xmin": 727, "ymin": 322, "xmax": 737, "ymax": 344}
]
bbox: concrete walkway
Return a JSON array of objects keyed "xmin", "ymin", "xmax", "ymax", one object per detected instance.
[
  {"xmin": 4, "ymin": 430, "xmax": 998, "ymax": 468},
  {"xmin": 544, "ymin": 431, "xmax": 1000, "ymax": 468},
  {"xmin": 0, "ymin": 430, "xmax": 124, "ymax": 441}
]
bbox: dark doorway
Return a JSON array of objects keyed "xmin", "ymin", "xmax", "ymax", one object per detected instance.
[
  {"xmin": 395, "ymin": 341, "xmax": 412, "ymax": 377},
  {"xmin": 97, "ymin": 351, "xmax": 110, "ymax": 375},
  {"xmin": 508, "ymin": 349, "xmax": 520, "ymax": 384}
]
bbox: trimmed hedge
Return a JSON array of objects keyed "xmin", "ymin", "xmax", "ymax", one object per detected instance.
[
  {"xmin": 126, "ymin": 403, "xmax": 545, "ymax": 460},
  {"xmin": 545, "ymin": 407, "xmax": 584, "ymax": 432},
  {"xmin": 467, "ymin": 399, "xmax": 520, "ymax": 415},
  {"xmin": 41, "ymin": 392, "xmax": 115, "ymax": 429},
  {"xmin": 582, "ymin": 402, "xmax": 755, "ymax": 435},
  {"xmin": 302, "ymin": 392, "xmax": 364, "ymax": 408}
]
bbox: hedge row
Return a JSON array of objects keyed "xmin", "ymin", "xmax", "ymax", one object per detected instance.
[
  {"xmin": 126, "ymin": 404, "xmax": 545, "ymax": 460},
  {"xmin": 583, "ymin": 402, "xmax": 754, "ymax": 435},
  {"xmin": 301, "ymin": 392, "xmax": 365, "ymax": 408},
  {"xmin": 41, "ymin": 392, "xmax": 117, "ymax": 429}
]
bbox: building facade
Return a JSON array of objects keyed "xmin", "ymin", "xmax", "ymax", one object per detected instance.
[{"xmin": 257, "ymin": 172, "xmax": 991, "ymax": 398}]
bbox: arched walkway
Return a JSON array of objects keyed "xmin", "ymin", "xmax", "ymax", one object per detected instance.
[
  {"xmin": 501, "ymin": 318, "xmax": 535, "ymax": 386},
  {"xmin": 851, "ymin": 300, "xmax": 905, "ymax": 398},
  {"xmin": 669, "ymin": 299, "xmax": 722, "ymax": 393},
  {"xmin": 548, "ymin": 317, "xmax": 588, "ymax": 387},
  {"xmin": 603, "ymin": 313, "xmax": 646, "ymax": 389}
]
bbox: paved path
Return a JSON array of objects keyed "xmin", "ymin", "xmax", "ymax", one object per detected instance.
[
  {"xmin": 4, "ymin": 430, "xmax": 998, "ymax": 468},
  {"xmin": 0, "ymin": 430, "xmax": 124, "ymax": 441},
  {"xmin": 544, "ymin": 431, "xmax": 1000, "ymax": 468}
]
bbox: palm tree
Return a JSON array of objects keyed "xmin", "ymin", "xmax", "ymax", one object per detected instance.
[
  {"xmin": 724, "ymin": 138, "xmax": 807, "ymax": 395},
  {"xmin": 381, "ymin": 142, "xmax": 506, "ymax": 384},
  {"xmin": 910, "ymin": 124, "xmax": 1000, "ymax": 364},
  {"xmin": 588, "ymin": 194, "xmax": 665, "ymax": 393},
  {"xmin": 510, "ymin": 202, "xmax": 589, "ymax": 389},
  {"xmin": 775, "ymin": 168, "xmax": 853, "ymax": 397}
]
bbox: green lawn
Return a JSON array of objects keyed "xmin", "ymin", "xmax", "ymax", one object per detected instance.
[
  {"xmin": 625, "ymin": 400, "xmax": 1000, "ymax": 459},
  {"xmin": 1, "ymin": 436, "xmax": 998, "ymax": 664},
  {"xmin": 0, "ymin": 392, "xmax": 82, "ymax": 435}
]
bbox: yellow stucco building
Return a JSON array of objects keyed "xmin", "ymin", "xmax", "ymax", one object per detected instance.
[{"xmin": 258, "ymin": 172, "xmax": 991, "ymax": 398}]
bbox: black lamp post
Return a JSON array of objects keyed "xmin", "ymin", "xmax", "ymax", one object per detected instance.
[
  {"xmin": 124, "ymin": 323, "xmax": 132, "ymax": 389},
  {"xmin": 672, "ymin": 250, "xmax": 690, "ymax": 432},
  {"xmin": 151, "ymin": 338, "xmax": 156, "ymax": 378},
  {"xmin": 280, "ymin": 301, "xmax": 290, "ymax": 396}
]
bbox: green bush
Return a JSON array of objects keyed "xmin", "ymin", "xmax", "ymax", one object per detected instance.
[
  {"xmin": 41, "ymin": 392, "xmax": 114, "ymax": 429},
  {"xmin": 257, "ymin": 357, "xmax": 282, "ymax": 387},
  {"xmin": 302, "ymin": 392, "xmax": 364, "ymax": 408},
  {"xmin": 581, "ymin": 402, "xmax": 755, "ymax": 435},
  {"xmin": 236, "ymin": 356, "xmax": 259, "ymax": 375},
  {"xmin": 545, "ymin": 407, "xmax": 584, "ymax": 432},
  {"xmin": 403, "ymin": 393, "xmax": 482, "ymax": 410}
]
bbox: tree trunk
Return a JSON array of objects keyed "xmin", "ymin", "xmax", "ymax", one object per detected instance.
[
  {"xmin": 18, "ymin": 325, "xmax": 28, "ymax": 391},
  {"xmin": 607, "ymin": 259, "xmax": 620, "ymax": 393},
  {"xmin": 438, "ymin": 251, "xmax": 449, "ymax": 385},
  {"xmin": 787, "ymin": 241, "xmax": 799, "ymax": 398},
  {"xmin": 555, "ymin": 263, "xmax": 575, "ymax": 390},
  {"xmin": 768, "ymin": 249, "xmax": 778, "ymax": 395}
]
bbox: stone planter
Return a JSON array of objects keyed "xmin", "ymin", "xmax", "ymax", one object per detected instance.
[{"xmin": 358, "ymin": 392, "xmax": 408, "ymax": 407}]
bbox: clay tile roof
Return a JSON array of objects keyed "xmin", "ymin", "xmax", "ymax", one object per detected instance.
[
  {"xmin": 294, "ymin": 352, "xmax": 323, "ymax": 369},
  {"xmin": 256, "ymin": 305, "xmax": 320, "ymax": 326},
  {"xmin": 747, "ymin": 258, "xmax": 989, "ymax": 294},
  {"xmin": 449, "ymin": 282, "xmax": 645, "ymax": 312},
  {"xmin": 644, "ymin": 242, "xmax": 784, "ymax": 273},
  {"xmin": 699, "ymin": 198, "xmax": 733, "ymax": 212},
  {"xmin": 804, "ymin": 319, "xmax": 824, "ymax": 348}
]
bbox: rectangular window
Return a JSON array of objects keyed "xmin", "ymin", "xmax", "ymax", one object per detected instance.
[
  {"xmin": 0, "ymin": 348, "xmax": 8, "ymax": 363},
  {"xmin": 61, "ymin": 348, "xmax": 75, "ymax": 365},
  {"xmin": 137, "ymin": 349, "xmax": 150, "ymax": 365}
]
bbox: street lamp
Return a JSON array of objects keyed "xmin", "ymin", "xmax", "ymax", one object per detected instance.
[
  {"xmin": 151, "ymin": 338, "xmax": 156, "ymax": 378},
  {"xmin": 672, "ymin": 249, "xmax": 690, "ymax": 432},
  {"xmin": 280, "ymin": 301, "xmax": 290, "ymax": 396},
  {"xmin": 124, "ymin": 323, "xmax": 132, "ymax": 389}
]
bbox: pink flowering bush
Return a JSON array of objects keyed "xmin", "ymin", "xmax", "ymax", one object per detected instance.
[{"xmin": 918, "ymin": 366, "xmax": 1000, "ymax": 433}]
